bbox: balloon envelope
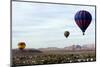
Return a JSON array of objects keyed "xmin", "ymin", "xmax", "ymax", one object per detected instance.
[
  {"xmin": 18, "ymin": 42, "xmax": 26, "ymax": 50},
  {"xmin": 64, "ymin": 31, "xmax": 70, "ymax": 38},
  {"xmin": 74, "ymin": 10, "xmax": 92, "ymax": 35}
]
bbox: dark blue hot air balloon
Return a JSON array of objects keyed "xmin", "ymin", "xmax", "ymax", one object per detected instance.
[{"xmin": 74, "ymin": 10, "xmax": 92, "ymax": 35}]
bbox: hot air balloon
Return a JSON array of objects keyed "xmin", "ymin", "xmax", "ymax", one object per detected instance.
[
  {"xmin": 74, "ymin": 10, "xmax": 92, "ymax": 35},
  {"xmin": 18, "ymin": 42, "xmax": 26, "ymax": 50},
  {"xmin": 64, "ymin": 31, "xmax": 70, "ymax": 38}
]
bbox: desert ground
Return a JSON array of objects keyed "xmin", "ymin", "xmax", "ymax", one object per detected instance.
[{"xmin": 12, "ymin": 49, "xmax": 96, "ymax": 66}]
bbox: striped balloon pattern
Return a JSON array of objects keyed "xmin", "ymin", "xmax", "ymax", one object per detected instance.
[{"xmin": 74, "ymin": 10, "xmax": 92, "ymax": 35}]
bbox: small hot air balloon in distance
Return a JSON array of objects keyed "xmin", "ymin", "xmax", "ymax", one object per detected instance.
[
  {"xmin": 64, "ymin": 31, "xmax": 70, "ymax": 38},
  {"xmin": 74, "ymin": 10, "xmax": 92, "ymax": 35},
  {"xmin": 18, "ymin": 42, "xmax": 26, "ymax": 50}
]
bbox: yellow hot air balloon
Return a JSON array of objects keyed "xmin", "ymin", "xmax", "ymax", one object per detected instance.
[{"xmin": 18, "ymin": 42, "xmax": 26, "ymax": 50}]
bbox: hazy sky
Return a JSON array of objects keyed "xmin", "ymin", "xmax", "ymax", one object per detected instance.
[{"xmin": 12, "ymin": 1, "xmax": 95, "ymax": 48}]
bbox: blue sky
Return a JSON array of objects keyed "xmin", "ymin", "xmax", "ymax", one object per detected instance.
[{"xmin": 12, "ymin": 2, "xmax": 95, "ymax": 48}]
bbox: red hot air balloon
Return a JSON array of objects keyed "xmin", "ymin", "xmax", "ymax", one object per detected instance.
[{"xmin": 74, "ymin": 10, "xmax": 92, "ymax": 35}]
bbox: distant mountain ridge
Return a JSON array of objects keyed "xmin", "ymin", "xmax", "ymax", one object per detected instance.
[
  {"xmin": 38, "ymin": 44, "xmax": 95, "ymax": 51},
  {"xmin": 12, "ymin": 48, "xmax": 42, "ymax": 54},
  {"xmin": 12, "ymin": 44, "xmax": 95, "ymax": 53}
]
